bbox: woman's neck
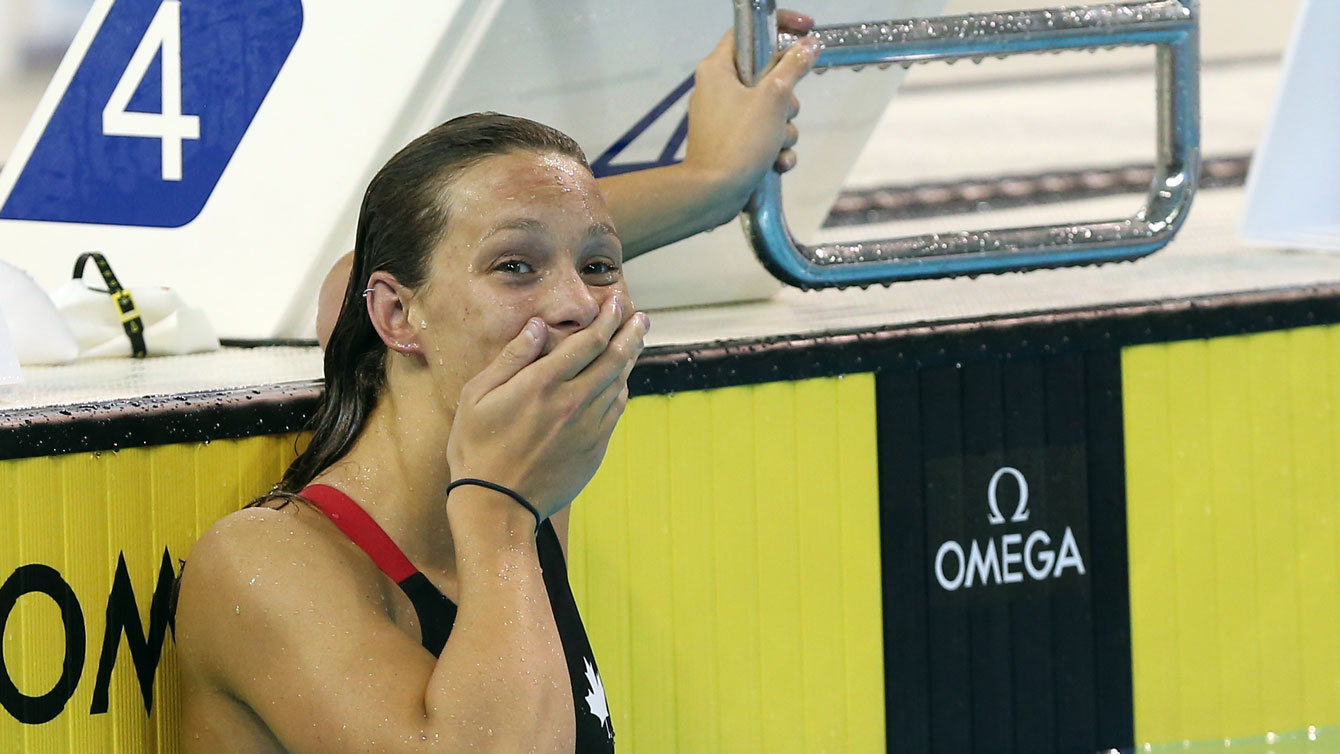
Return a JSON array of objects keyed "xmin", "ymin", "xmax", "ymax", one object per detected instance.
[{"xmin": 315, "ymin": 380, "xmax": 458, "ymax": 573}]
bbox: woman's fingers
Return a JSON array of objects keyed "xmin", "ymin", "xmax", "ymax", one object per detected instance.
[
  {"xmin": 762, "ymin": 46, "xmax": 813, "ymax": 175},
  {"xmin": 597, "ymin": 382, "xmax": 631, "ymax": 438},
  {"xmin": 778, "ymin": 9, "xmax": 816, "ymax": 35},
  {"xmin": 574, "ymin": 311, "xmax": 647, "ymax": 399},
  {"xmin": 705, "ymin": 16, "xmax": 817, "ymax": 82},
  {"xmin": 593, "ymin": 354, "xmax": 638, "ymax": 420},
  {"xmin": 544, "ymin": 295, "xmax": 627, "ymax": 382},
  {"xmin": 776, "ymin": 120, "xmax": 799, "ymax": 170},
  {"xmin": 462, "ymin": 317, "xmax": 547, "ymax": 397},
  {"xmin": 764, "ymin": 36, "xmax": 820, "ymax": 92}
]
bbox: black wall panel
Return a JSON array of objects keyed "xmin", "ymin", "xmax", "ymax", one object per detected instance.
[{"xmin": 877, "ymin": 350, "xmax": 1133, "ymax": 754}]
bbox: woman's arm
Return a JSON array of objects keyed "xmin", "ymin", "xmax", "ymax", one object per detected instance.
[
  {"xmin": 179, "ymin": 496, "xmax": 571, "ymax": 754},
  {"xmin": 603, "ymin": 11, "xmax": 821, "ymax": 260}
]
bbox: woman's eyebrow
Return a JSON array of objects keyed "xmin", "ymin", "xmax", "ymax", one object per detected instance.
[
  {"xmin": 587, "ymin": 222, "xmax": 619, "ymax": 241},
  {"xmin": 477, "ymin": 218, "xmax": 619, "ymax": 245},
  {"xmin": 480, "ymin": 217, "xmax": 547, "ymax": 242}
]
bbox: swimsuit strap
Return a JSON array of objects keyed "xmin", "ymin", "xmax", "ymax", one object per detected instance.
[
  {"xmin": 300, "ymin": 484, "xmax": 457, "ymax": 654},
  {"xmin": 301, "ymin": 484, "xmax": 417, "ymax": 582}
]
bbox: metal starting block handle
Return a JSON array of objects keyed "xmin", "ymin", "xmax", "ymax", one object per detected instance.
[{"xmin": 733, "ymin": 0, "xmax": 1201, "ymax": 289}]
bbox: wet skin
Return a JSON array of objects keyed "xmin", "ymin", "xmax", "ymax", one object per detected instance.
[
  {"xmin": 176, "ymin": 151, "xmax": 645, "ymax": 754},
  {"xmin": 404, "ymin": 149, "xmax": 632, "ymax": 423}
]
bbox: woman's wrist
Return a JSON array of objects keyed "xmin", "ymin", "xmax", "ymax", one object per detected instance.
[
  {"xmin": 675, "ymin": 159, "xmax": 752, "ymax": 231},
  {"xmin": 448, "ymin": 478, "xmax": 542, "ymax": 531},
  {"xmin": 445, "ymin": 484, "xmax": 539, "ymax": 543}
]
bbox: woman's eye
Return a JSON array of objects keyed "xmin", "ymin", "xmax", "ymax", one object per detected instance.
[
  {"xmin": 583, "ymin": 260, "xmax": 620, "ymax": 277},
  {"xmin": 496, "ymin": 259, "xmax": 534, "ymax": 275}
]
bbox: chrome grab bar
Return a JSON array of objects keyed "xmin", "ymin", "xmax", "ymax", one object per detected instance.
[{"xmin": 733, "ymin": 0, "xmax": 1201, "ymax": 289}]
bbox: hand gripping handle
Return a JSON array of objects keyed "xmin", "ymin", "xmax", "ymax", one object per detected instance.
[{"xmin": 734, "ymin": 0, "xmax": 1201, "ymax": 289}]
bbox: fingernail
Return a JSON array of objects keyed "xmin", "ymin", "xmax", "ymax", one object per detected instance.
[
  {"xmin": 524, "ymin": 318, "xmax": 545, "ymax": 339},
  {"xmin": 637, "ymin": 312, "xmax": 651, "ymax": 331}
]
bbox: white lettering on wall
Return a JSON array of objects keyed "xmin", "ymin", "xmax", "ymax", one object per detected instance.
[
  {"xmin": 966, "ymin": 538, "xmax": 1001, "ymax": 588},
  {"xmin": 934, "ymin": 467, "xmax": 1086, "ymax": 592},
  {"xmin": 1025, "ymin": 530, "xmax": 1054, "ymax": 580},
  {"xmin": 1054, "ymin": 527, "xmax": 1087, "ymax": 577},
  {"xmin": 986, "ymin": 466, "xmax": 1031, "ymax": 525},
  {"xmin": 935, "ymin": 541, "xmax": 965, "ymax": 591}
]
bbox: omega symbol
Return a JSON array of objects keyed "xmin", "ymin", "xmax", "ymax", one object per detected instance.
[{"xmin": 986, "ymin": 466, "xmax": 1030, "ymax": 525}]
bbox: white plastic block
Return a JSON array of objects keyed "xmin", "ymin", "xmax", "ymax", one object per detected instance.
[{"xmin": 1241, "ymin": 0, "xmax": 1340, "ymax": 251}]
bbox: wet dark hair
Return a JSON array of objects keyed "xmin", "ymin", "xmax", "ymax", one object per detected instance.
[{"xmin": 261, "ymin": 112, "xmax": 589, "ymax": 501}]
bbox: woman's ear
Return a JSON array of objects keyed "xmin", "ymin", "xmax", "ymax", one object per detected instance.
[{"xmin": 364, "ymin": 271, "xmax": 426, "ymax": 356}]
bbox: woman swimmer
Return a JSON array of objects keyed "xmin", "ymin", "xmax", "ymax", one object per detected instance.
[{"xmin": 175, "ymin": 16, "xmax": 819, "ymax": 754}]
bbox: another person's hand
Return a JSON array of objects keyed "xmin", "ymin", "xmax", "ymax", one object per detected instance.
[
  {"xmin": 445, "ymin": 294, "xmax": 647, "ymax": 519},
  {"xmin": 684, "ymin": 9, "xmax": 819, "ymax": 212}
]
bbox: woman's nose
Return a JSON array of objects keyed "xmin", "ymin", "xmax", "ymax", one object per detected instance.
[{"xmin": 541, "ymin": 270, "xmax": 601, "ymax": 333}]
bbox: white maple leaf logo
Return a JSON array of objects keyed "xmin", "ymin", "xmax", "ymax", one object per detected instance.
[{"xmin": 583, "ymin": 658, "xmax": 612, "ymax": 738}]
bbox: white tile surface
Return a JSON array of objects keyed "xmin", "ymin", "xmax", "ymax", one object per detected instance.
[{"xmin": 2, "ymin": 346, "xmax": 322, "ymax": 411}]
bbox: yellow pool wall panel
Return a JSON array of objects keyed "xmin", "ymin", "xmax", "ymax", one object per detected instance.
[
  {"xmin": 568, "ymin": 374, "xmax": 886, "ymax": 754},
  {"xmin": 0, "ymin": 434, "xmax": 302, "ymax": 753},
  {"xmin": 11, "ymin": 320, "xmax": 1340, "ymax": 754},
  {"xmin": 1123, "ymin": 325, "xmax": 1340, "ymax": 748},
  {"xmin": 1, "ymin": 376, "xmax": 884, "ymax": 753}
]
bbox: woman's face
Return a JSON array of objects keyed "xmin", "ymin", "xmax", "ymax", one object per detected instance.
[{"xmin": 409, "ymin": 149, "xmax": 629, "ymax": 407}]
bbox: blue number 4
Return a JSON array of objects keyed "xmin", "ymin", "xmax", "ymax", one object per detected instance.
[{"xmin": 0, "ymin": 0, "xmax": 302, "ymax": 228}]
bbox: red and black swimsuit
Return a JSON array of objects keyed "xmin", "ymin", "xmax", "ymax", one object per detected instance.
[{"xmin": 301, "ymin": 484, "xmax": 615, "ymax": 752}]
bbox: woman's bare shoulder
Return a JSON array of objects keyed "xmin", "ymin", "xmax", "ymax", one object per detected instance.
[
  {"xmin": 175, "ymin": 501, "xmax": 445, "ymax": 751},
  {"xmin": 174, "ymin": 501, "xmax": 386, "ymax": 681},
  {"xmin": 183, "ymin": 500, "xmax": 345, "ymax": 583}
]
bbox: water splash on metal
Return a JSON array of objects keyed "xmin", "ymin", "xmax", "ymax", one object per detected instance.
[{"xmin": 779, "ymin": 2, "xmax": 1194, "ymax": 71}]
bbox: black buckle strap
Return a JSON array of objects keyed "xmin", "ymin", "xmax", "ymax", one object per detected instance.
[{"xmin": 72, "ymin": 252, "xmax": 147, "ymax": 358}]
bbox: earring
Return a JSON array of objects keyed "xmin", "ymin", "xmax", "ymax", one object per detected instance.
[{"xmin": 362, "ymin": 287, "xmax": 374, "ymax": 297}]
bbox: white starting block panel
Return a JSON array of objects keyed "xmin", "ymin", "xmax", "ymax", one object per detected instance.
[
  {"xmin": 0, "ymin": 0, "xmax": 948, "ymax": 339},
  {"xmin": 1241, "ymin": 0, "xmax": 1340, "ymax": 251}
]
